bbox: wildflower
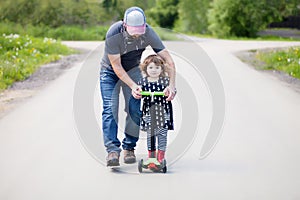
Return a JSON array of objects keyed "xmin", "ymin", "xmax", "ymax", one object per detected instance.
[
  {"xmin": 5, "ymin": 34, "xmax": 20, "ymax": 39},
  {"xmin": 43, "ymin": 37, "xmax": 49, "ymax": 43},
  {"xmin": 43, "ymin": 37, "xmax": 56, "ymax": 44}
]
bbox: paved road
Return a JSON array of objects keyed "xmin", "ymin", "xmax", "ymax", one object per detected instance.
[{"xmin": 0, "ymin": 39, "xmax": 300, "ymax": 200}]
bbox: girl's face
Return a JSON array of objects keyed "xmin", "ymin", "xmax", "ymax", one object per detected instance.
[{"xmin": 146, "ymin": 62, "xmax": 163, "ymax": 79}]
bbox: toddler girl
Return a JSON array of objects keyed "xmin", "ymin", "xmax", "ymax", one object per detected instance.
[{"xmin": 139, "ymin": 54, "xmax": 174, "ymax": 164}]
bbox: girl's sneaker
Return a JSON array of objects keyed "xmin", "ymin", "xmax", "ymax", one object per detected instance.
[
  {"xmin": 148, "ymin": 150, "xmax": 156, "ymax": 158},
  {"xmin": 157, "ymin": 150, "xmax": 165, "ymax": 163}
]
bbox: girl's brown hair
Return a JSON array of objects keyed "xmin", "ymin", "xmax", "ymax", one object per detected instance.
[{"xmin": 140, "ymin": 54, "xmax": 167, "ymax": 77}]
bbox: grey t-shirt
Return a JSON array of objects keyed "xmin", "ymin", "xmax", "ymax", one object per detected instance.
[{"xmin": 101, "ymin": 21, "xmax": 165, "ymax": 71}]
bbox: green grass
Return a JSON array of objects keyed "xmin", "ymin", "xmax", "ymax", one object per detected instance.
[
  {"xmin": 46, "ymin": 26, "xmax": 108, "ymax": 41},
  {"xmin": 0, "ymin": 34, "xmax": 75, "ymax": 90},
  {"xmin": 212, "ymin": 34, "xmax": 300, "ymax": 41},
  {"xmin": 253, "ymin": 36, "xmax": 300, "ymax": 41},
  {"xmin": 256, "ymin": 46, "xmax": 300, "ymax": 79},
  {"xmin": 0, "ymin": 22, "xmax": 108, "ymax": 41},
  {"xmin": 152, "ymin": 27, "xmax": 183, "ymax": 41},
  {"xmin": 0, "ymin": 22, "xmax": 185, "ymax": 41}
]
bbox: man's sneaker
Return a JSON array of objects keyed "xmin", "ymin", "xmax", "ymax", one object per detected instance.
[
  {"xmin": 123, "ymin": 149, "xmax": 136, "ymax": 164},
  {"xmin": 106, "ymin": 152, "xmax": 120, "ymax": 167}
]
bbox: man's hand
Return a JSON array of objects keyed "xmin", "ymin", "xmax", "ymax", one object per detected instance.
[
  {"xmin": 158, "ymin": 49, "xmax": 176, "ymax": 101},
  {"xmin": 108, "ymin": 54, "xmax": 142, "ymax": 99},
  {"xmin": 131, "ymin": 85, "xmax": 142, "ymax": 99}
]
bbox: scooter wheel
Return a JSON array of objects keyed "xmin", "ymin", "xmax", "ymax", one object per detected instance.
[
  {"xmin": 138, "ymin": 159, "xmax": 143, "ymax": 173},
  {"xmin": 162, "ymin": 159, "xmax": 167, "ymax": 173}
]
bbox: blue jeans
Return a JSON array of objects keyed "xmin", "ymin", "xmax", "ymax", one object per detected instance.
[{"xmin": 100, "ymin": 66, "xmax": 142, "ymax": 154}]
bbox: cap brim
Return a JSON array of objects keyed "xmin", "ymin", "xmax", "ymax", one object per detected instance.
[{"xmin": 127, "ymin": 25, "xmax": 146, "ymax": 35}]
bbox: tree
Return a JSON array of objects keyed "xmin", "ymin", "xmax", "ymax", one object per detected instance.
[
  {"xmin": 0, "ymin": 0, "xmax": 40, "ymax": 25},
  {"xmin": 175, "ymin": 0, "xmax": 210, "ymax": 34},
  {"xmin": 34, "ymin": 0, "xmax": 65, "ymax": 27},
  {"xmin": 147, "ymin": 0, "xmax": 179, "ymax": 28},
  {"xmin": 207, "ymin": 0, "xmax": 299, "ymax": 38},
  {"xmin": 101, "ymin": 0, "xmax": 156, "ymax": 23}
]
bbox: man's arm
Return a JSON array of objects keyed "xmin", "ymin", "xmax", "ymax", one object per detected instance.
[
  {"xmin": 157, "ymin": 49, "xmax": 176, "ymax": 101},
  {"xmin": 108, "ymin": 54, "xmax": 142, "ymax": 99}
]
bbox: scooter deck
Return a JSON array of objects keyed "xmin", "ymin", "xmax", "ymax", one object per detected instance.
[{"xmin": 138, "ymin": 158, "xmax": 167, "ymax": 173}]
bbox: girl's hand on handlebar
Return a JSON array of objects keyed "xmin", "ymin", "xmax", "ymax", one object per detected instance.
[{"xmin": 164, "ymin": 86, "xmax": 177, "ymax": 101}]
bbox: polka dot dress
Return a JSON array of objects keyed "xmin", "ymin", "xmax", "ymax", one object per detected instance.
[{"xmin": 139, "ymin": 77, "xmax": 174, "ymax": 131}]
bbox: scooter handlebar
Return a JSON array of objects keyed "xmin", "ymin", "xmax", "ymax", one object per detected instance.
[{"xmin": 140, "ymin": 91, "xmax": 165, "ymax": 96}]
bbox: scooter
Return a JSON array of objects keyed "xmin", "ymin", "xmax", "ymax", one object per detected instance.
[{"xmin": 138, "ymin": 91, "xmax": 167, "ymax": 173}]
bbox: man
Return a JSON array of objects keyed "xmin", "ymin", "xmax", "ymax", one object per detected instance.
[{"xmin": 100, "ymin": 6, "xmax": 176, "ymax": 167}]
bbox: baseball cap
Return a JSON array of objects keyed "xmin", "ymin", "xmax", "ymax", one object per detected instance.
[{"xmin": 124, "ymin": 7, "xmax": 146, "ymax": 35}]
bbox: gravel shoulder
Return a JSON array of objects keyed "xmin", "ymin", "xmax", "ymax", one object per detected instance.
[
  {"xmin": 236, "ymin": 47, "xmax": 300, "ymax": 94},
  {"xmin": 0, "ymin": 48, "xmax": 88, "ymax": 119}
]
